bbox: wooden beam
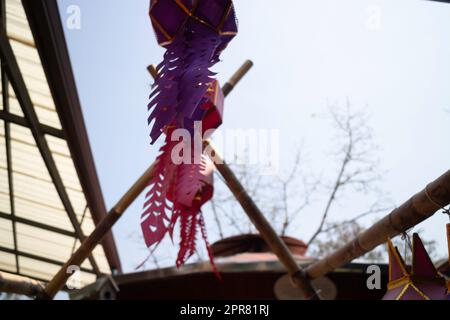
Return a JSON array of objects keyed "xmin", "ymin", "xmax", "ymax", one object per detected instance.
[
  {"xmin": 305, "ymin": 170, "xmax": 450, "ymax": 279},
  {"xmin": 22, "ymin": 0, "xmax": 122, "ymax": 273},
  {"xmin": 0, "ymin": 25, "xmax": 101, "ymax": 276},
  {"xmin": 0, "ymin": 110, "xmax": 65, "ymax": 139},
  {"xmin": 0, "ymin": 211, "xmax": 76, "ymax": 238},
  {"xmin": 0, "ymin": 0, "xmax": 19, "ymax": 274},
  {"xmin": 0, "ymin": 245, "xmax": 96, "ymax": 275},
  {"xmin": 427, "ymin": 0, "xmax": 450, "ymax": 4}
]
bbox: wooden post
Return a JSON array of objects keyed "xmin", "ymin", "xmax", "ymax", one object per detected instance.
[
  {"xmin": 0, "ymin": 271, "xmax": 45, "ymax": 297},
  {"xmin": 305, "ymin": 170, "xmax": 450, "ymax": 280},
  {"xmin": 204, "ymin": 140, "xmax": 319, "ymax": 300}
]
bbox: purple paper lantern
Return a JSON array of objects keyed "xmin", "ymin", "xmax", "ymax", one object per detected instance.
[
  {"xmin": 383, "ymin": 233, "xmax": 448, "ymax": 300},
  {"xmin": 147, "ymin": 0, "xmax": 237, "ymax": 143},
  {"xmin": 142, "ymin": 0, "xmax": 238, "ymax": 272}
]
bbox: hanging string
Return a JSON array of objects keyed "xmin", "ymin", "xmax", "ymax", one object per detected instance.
[
  {"xmin": 425, "ymin": 185, "xmax": 450, "ymax": 220},
  {"xmin": 389, "ymin": 211, "xmax": 413, "ymax": 262},
  {"xmin": 401, "ymin": 230, "xmax": 413, "ymax": 262}
]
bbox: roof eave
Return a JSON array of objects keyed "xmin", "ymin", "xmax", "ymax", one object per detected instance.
[{"xmin": 21, "ymin": 0, "xmax": 122, "ymax": 273}]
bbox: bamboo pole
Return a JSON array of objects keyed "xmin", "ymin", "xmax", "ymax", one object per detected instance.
[
  {"xmin": 204, "ymin": 140, "xmax": 319, "ymax": 299},
  {"xmin": 0, "ymin": 271, "xmax": 45, "ymax": 297},
  {"xmin": 148, "ymin": 62, "xmax": 319, "ymax": 297},
  {"xmin": 146, "ymin": 64, "xmax": 159, "ymax": 80},
  {"xmin": 221, "ymin": 60, "xmax": 253, "ymax": 97},
  {"xmin": 40, "ymin": 61, "xmax": 254, "ymax": 300},
  {"xmin": 40, "ymin": 162, "xmax": 158, "ymax": 299},
  {"xmin": 305, "ymin": 170, "xmax": 450, "ymax": 280}
]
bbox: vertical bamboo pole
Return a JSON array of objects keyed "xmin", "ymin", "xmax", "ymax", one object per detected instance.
[
  {"xmin": 208, "ymin": 60, "xmax": 318, "ymax": 298},
  {"xmin": 204, "ymin": 140, "xmax": 319, "ymax": 299}
]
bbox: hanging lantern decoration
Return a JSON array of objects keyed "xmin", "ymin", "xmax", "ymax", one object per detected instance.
[
  {"xmin": 147, "ymin": 0, "xmax": 237, "ymax": 143},
  {"xmin": 141, "ymin": 0, "xmax": 237, "ymax": 271},
  {"xmin": 383, "ymin": 233, "xmax": 448, "ymax": 300}
]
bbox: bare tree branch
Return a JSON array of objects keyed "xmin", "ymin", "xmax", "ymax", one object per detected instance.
[
  {"xmin": 133, "ymin": 100, "xmax": 389, "ymax": 270},
  {"xmin": 320, "ymin": 205, "xmax": 393, "ymax": 234},
  {"xmin": 307, "ymin": 102, "xmax": 381, "ymax": 247}
]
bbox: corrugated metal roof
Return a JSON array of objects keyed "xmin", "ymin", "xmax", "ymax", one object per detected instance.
[{"xmin": 0, "ymin": 0, "xmax": 111, "ymax": 287}]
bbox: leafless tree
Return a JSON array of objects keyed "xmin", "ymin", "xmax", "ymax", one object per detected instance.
[
  {"xmin": 137, "ymin": 102, "xmax": 397, "ymax": 269},
  {"xmin": 208, "ymin": 145, "xmax": 319, "ymax": 239},
  {"xmin": 308, "ymin": 220, "xmax": 386, "ymax": 263},
  {"xmin": 307, "ymin": 102, "xmax": 383, "ymax": 247},
  {"xmin": 277, "ymin": 149, "xmax": 319, "ymax": 236},
  {"xmin": 206, "ymin": 102, "xmax": 390, "ymax": 247}
]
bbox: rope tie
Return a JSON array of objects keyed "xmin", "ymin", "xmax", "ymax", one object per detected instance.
[
  {"xmin": 400, "ymin": 230, "xmax": 412, "ymax": 251},
  {"xmin": 389, "ymin": 212, "xmax": 403, "ymax": 234},
  {"xmin": 425, "ymin": 185, "xmax": 450, "ymax": 220},
  {"xmin": 389, "ymin": 212, "xmax": 412, "ymax": 256}
]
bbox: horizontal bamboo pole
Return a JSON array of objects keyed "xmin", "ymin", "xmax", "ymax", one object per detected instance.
[
  {"xmin": 204, "ymin": 140, "xmax": 319, "ymax": 300},
  {"xmin": 0, "ymin": 271, "xmax": 45, "ymax": 297},
  {"xmin": 305, "ymin": 170, "xmax": 450, "ymax": 279},
  {"xmin": 41, "ymin": 162, "xmax": 158, "ymax": 299}
]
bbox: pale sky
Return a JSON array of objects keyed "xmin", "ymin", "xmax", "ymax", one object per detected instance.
[{"xmin": 58, "ymin": 0, "xmax": 450, "ymax": 272}]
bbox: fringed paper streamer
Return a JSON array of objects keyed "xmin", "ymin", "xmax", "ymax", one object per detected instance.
[{"xmin": 141, "ymin": 0, "xmax": 237, "ymax": 271}]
